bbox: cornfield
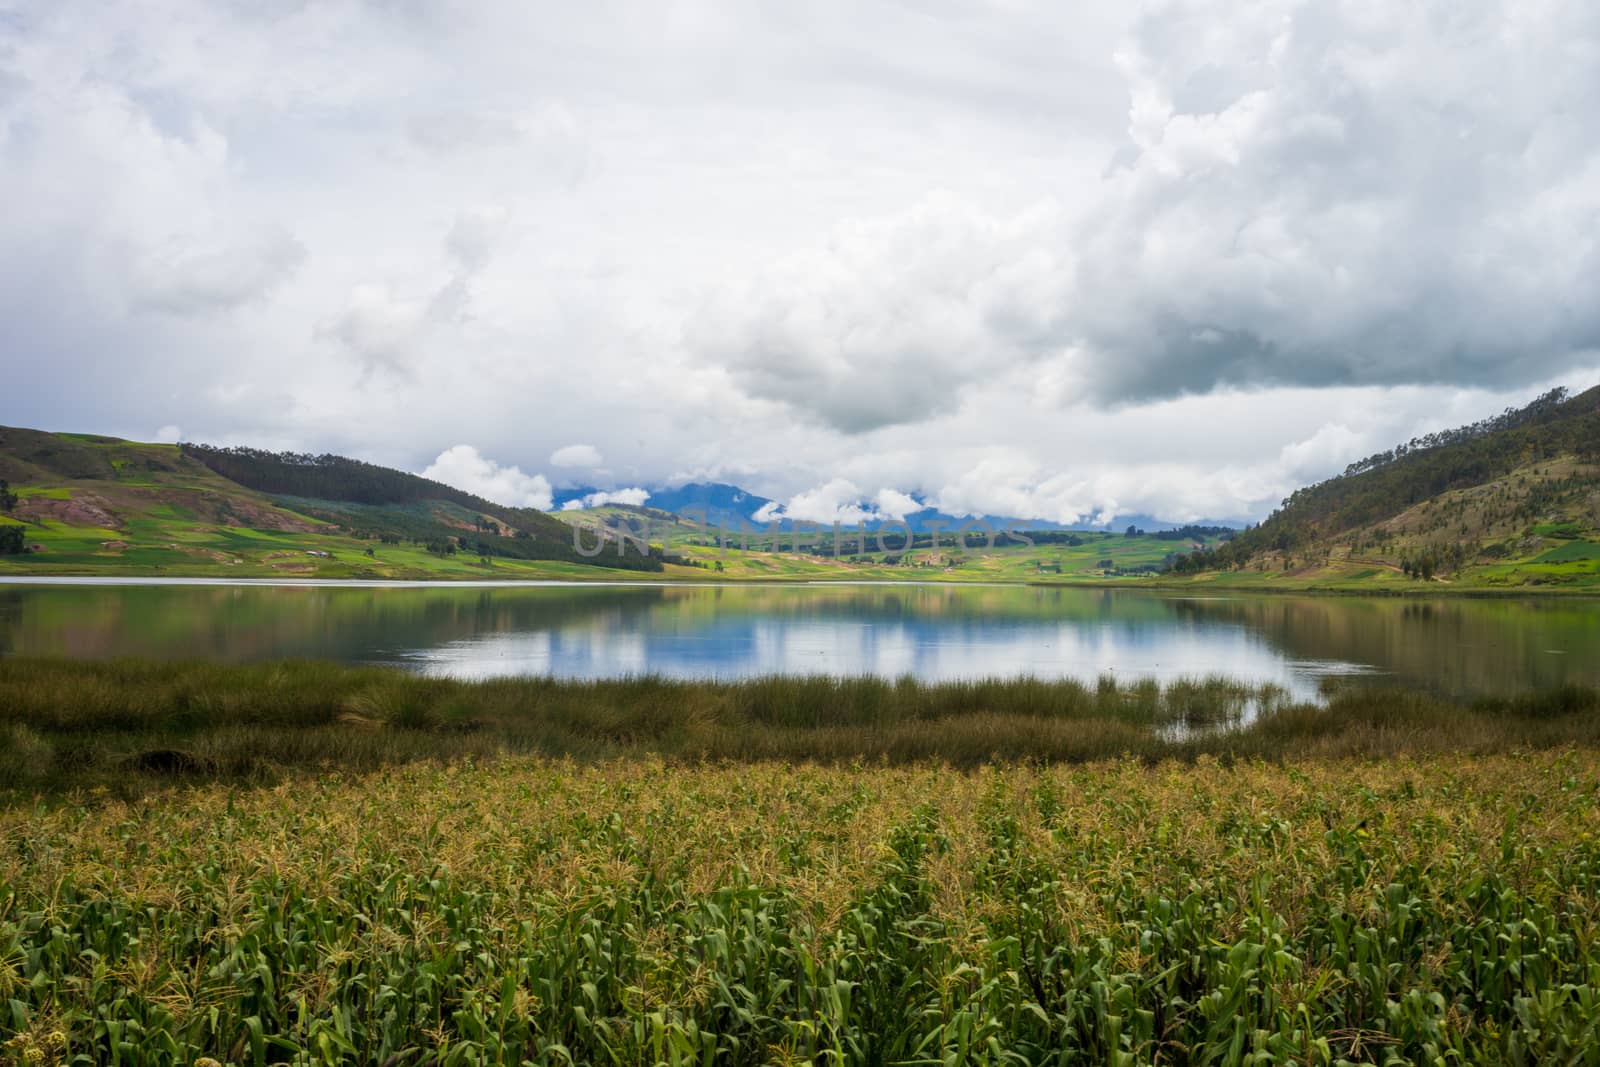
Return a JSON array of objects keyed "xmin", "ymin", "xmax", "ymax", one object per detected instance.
[{"xmin": 3, "ymin": 752, "xmax": 1598, "ymax": 1064}]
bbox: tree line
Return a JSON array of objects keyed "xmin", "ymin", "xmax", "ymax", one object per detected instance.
[{"xmin": 0, "ymin": 479, "xmax": 21, "ymax": 555}]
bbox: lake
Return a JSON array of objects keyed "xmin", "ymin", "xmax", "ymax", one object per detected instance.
[{"xmin": 1, "ymin": 579, "xmax": 1596, "ymax": 698}]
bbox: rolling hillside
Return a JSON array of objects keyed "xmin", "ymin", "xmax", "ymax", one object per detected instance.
[
  {"xmin": 0, "ymin": 428, "xmax": 662, "ymax": 578},
  {"xmin": 0, "ymin": 425, "xmax": 1233, "ymax": 583},
  {"xmin": 1168, "ymin": 385, "xmax": 1600, "ymax": 588},
  {"xmin": 5, "ymin": 404, "xmax": 1594, "ymax": 589}
]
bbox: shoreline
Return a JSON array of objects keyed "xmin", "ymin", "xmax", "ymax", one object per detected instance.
[{"xmin": 2, "ymin": 568, "xmax": 1598, "ymax": 597}]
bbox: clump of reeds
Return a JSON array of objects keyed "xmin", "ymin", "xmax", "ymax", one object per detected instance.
[{"xmin": 2, "ymin": 657, "xmax": 1598, "ymax": 799}]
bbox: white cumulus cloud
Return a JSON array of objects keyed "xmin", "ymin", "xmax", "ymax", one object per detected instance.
[
  {"xmin": 758, "ymin": 480, "xmax": 931, "ymax": 525},
  {"xmin": 420, "ymin": 445, "xmax": 553, "ymax": 510},
  {"xmin": 1278, "ymin": 424, "xmax": 1371, "ymax": 482},
  {"xmin": 778, "ymin": 480, "xmax": 880, "ymax": 525},
  {"xmin": 872, "ymin": 488, "xmax": 925, "ymax": 521},
  {"xmin": 561, "ymin": 487, "xmax": 650, "ymax": 510}
]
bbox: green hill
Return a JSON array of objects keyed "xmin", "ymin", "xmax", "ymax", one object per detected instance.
[
  {"xmin": 1169, "ymin": 385, "xmax": 1600, "ymax": 588},
  {"xmin": 181, "ymin": 444, "xmax": 564, "ymax": 536},
  {"xmin": 6, "ymin": 404, "xmax": 1594, "ymax": 589},
  {"xmin": 0, "ymin": 426, "xmax": 1231, "ymax": 583},
  {"xmin": 0, "ymin": 427, "xmax": 662, "ymax": 578}
]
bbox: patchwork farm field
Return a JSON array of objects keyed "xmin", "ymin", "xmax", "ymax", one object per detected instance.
[{"xmin": 666, "ymin": 531, "xmax": 1209, "ymax": 582}]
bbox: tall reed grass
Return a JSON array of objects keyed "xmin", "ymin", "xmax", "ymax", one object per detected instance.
[{"xmin": 2, "ymin": 657, "xmax": 1598, "ymax": 800}]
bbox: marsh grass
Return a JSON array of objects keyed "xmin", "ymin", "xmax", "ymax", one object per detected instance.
[{"xmin": 2, "ymin": 658, "xmax": 1599, "ymax": 800}]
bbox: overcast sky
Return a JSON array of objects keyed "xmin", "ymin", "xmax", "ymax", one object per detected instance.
[{"xmin": 4, "ymin": 0, "xmax": 1598, "ymax": 524}]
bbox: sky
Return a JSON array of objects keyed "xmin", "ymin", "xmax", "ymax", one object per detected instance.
[{"xmin": 3, "ymin": 0, "xmax": 1598, "ymax": 525}]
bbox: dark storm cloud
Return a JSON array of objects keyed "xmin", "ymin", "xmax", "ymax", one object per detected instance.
[
  {"xmin": 1068, "ymin": 0, "xmax": 1600, "ymax": 403},
  {"xmin": 689, "ymin": 0, "xmax": 1600, "ymax": 431}
]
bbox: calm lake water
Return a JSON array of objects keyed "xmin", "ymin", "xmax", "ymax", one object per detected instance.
[{"xmin": 1, "ymin": 579, "xmax": 1597, "ymax": 698}]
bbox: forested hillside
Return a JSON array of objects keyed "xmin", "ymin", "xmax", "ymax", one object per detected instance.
[
  {"xmin": 1168, "ymin": 385, "xmax": 1600, "ymax": 585},
  {"xmin": 1257, "ymin": 386, "xmax": 1597, "ymax": 545},
  {"xmin": 182, "ymin": 444, "xmax": 556, "ymax": 538},
  {"xmin": 181, "ymin": 443, "xmax": 661, "ymax": 572}
]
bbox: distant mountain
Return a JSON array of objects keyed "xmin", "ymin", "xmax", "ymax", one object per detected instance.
[
  {"xmin": 554, "ymin": 481, "xmax": 1238, "ymax": 535},
  {"xmin": 554, "ymin": 482, "xmax": 781, "ymax": 532},
  {"xmin": 884, "ymin": 509, "xmax": 1242, "ymax": 536}
]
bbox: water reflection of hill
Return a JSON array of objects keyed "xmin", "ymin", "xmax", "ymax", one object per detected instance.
[
  {"xmin": 1163, "ymin": 595, "xmax": 1600, "ymax": 695},
  {"xmin": 0, "ymin": 584, "xmax": 672, "ymax": 663},
  {"xmin": 1, "ymin": 583, "xmax": 1595, "ymax": 695},
  {"xmin": 0, "ymin": 584, "xmax": 1224, "ymax": 665}
]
